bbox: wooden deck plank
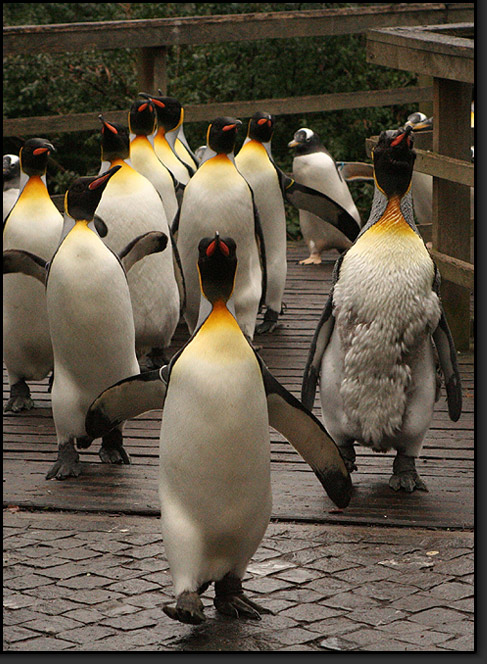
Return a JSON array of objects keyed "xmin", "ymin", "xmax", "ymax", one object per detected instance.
[{"xmin": 3, "ymin": 242, "xmax": 474, "ymax": 530}]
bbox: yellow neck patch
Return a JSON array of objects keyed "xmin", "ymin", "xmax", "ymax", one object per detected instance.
[{"xmin": 368, "ymin": 196, "xmax": 415, "ymax": 237}]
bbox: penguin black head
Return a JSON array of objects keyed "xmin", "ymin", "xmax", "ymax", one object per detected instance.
[
  {"xmin": 139, "ymin": 93, "xmax": 182, "ymax": 131},
  {"xmin": 247, "ymin": 111, "xmax": 275, "ymax": 143},
  {"xmin": 197, "ymin": 233, "xmax": 237, "ymax": 304},
  {"xmin": 207, "ymin": 117, "xmax": 242, "ymax": 155},
  {"xmin": 3, "ymin": 154, "xmax": 20, "ymax": 188},
  {"xmin": 373, "ymin": 126, "xmax": 416, "ymax": 198},
  {"xmin": 288, "ymin": 127, "xmax": 323, "ymax": 155},
  {"xmin": 19, "ymin": 138, "xmax": 55, "ymax": 177},
  {"xmin": 65, "ymin": 166, "xmax": 121, "ymax": 222},
  {"xmin": 404, "ymin": 112, "xmax": 433, "ymax": 133},
  {"xmin": 99, "ymin": 116, "xmax": 130, "ymax": 161},
  {"xmin": 128, "ymin": 99, "xmax": 157, "ymax": 137}
]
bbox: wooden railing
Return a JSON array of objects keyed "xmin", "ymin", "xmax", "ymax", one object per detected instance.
[{"xmin": 3, "ymin": 3, "xmax": 474, "ymax": 137}]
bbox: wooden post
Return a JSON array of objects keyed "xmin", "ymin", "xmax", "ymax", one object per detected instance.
[
  {"xmin": 136, "ymin": 46, "xmax": 167, "ymax": 95},
  {"xmin": 432, "ymin": 78, "xmax": 473, "ymax": 350}
]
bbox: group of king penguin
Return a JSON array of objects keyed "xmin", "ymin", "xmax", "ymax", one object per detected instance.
[{"xmin": 3, "ymin": 95, "xmax": 462, "ymax": 625}]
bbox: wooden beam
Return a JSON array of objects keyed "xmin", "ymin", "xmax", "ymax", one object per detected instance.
[
  {"xmin": 3, "ymin": 4, "xmax": 474, "ymax": 56},
  {"xmin": 3, "ymin": 86, "xmax": 433, "ymax": 137},
  {"xmin": 366, "ymin": 23, "xmax": 474, "ymax": 84},
  {"xmin": 429, "ymin": 249, "xmax": 474, "ymax": 290}
]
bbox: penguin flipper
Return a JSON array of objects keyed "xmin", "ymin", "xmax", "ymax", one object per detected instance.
[
  {"xmin": 118, "ymin": 231, "xmax": 168, "ymax": 273},
  {"xmin": 301, "ymin": 254, "xmax": 343, "ymax": 410},
  {"xmin": 432, "ymin": 309, "xmax": 462, "ymax": 422},
  {"xmin": 338, "ymin": 162, "xmax": 374, "ymax": 182},
  {"xmin": 273, "ymin": 165, "xmax": 360, "ymax": 243},
  {"xmin": 262, "ymin": 367, "xmax": 352, "ymax": 509},
  {"xmin": 85, "ymin": 367, "xmax": 168, "ymax": 439},
  {"xmin": 3, "ymin": 249, "xmax": 47, "ymax": 285}
]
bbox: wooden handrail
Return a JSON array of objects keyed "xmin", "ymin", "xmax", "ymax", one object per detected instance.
[{"xmin": 3, "ymin": 4, "xmax": 474, "ymax": 55}]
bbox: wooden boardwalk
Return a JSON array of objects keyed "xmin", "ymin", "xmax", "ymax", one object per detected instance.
[{"xmin": 3, "ymin": 242, "xmax": 474, "ymax": 530}]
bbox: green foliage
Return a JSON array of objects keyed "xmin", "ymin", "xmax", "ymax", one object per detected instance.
[{"xmin": 3, "ymin": 3, "xmax": 419, "ymax": 225}]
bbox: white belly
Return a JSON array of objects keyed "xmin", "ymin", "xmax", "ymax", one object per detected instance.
[
  {"xmin": 159, "ymin": 335, "xmax": 271, "ymax": 594},
  {"xmin": 47, "ymin": 227, "xmax": 139, "ymax": 439}
]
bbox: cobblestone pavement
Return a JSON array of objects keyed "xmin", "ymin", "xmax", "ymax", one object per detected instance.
[{"xmin": 3, "ymin": 508, "xmax": 475, "ymax": 652}]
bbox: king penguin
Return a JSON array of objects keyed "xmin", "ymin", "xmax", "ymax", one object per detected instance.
[
  {"xmin": 85, "ymin": 232, "xmax": 351, "ymax": 624},
  {"xmin": 3, "ymin": 166, "xmax": 168, "ymax": 480},
  {"xmin": 235, "ymin": 111, "xmax": 288, "ymax": 334},
  {"xmin": 3, "ymin": 154, "xmax": 20, "ymax": 222},
  {"xmin": 174, "ymin": 116, "xmax": 266, "ymax": 341},
  {"xmin": 139, "ymin": 92, "xmax": 195, "ymax": 185},
  {"xmin": 3, "ymin": 138, "xmax": 63, "ymax": 412},
  {"xmin": 288, "ymin": 127, "xmax": 362, "ymax": 264},
  {"xmin": 128, "ymin": 98, "xmax": 180, "ymax": 225},
  {"xmin": 302, "ymin": 125, "xmax": 462, "ymax": 492},
  {"xmin": 95, "ymin": 115, "xmax": 181, "ymax": 369}
]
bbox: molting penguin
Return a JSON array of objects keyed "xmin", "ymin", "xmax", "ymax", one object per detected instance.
[
  {"xmin": 139, "ymin": 92, "xmax": 195, "ymax": 184},
  {"xmin": 235, "ymin": 111, "xmax": 287, "ymax": 334},
  {"xmin": 128, "ymin": 99, "xmax": 180, "ymax": 224},
  {"xmin": 95, "ymin": 116, "xmax": 181, "ymax": 369},
  {"xmin": 3, "ymin": 138, "xmax": 63, "ymax": 412},
  {"xmin": 4, "ymin": 166, "xmax": 168, "ymax": 480},
  {"xmin": 302, "ymin": 125, "xmax": 462, "ymax": 492},
  {"xmin": 85, "ymin": 232, "xmax": 351, "ymax": 624},
  {"xmin": 3, "ymin": 154, "xmax": 20, "ymax": 221},
  {"xmin": 289, "ymin": 127, "xmax": 362, "ymax": 264},
  {"xmin": 174, "ymin": 117, "xmax": 266, "ymax": 340}
]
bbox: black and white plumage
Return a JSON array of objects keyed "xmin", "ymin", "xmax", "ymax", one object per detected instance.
[
  {"xmin": 85, "ymin": 232, "xmax": 351, "ymax": 625},
  {"xmin": 3, "ymin": 139, "xmax": 63, "ymax": 413},
  {"xmin": 302, "ymin": 125, "xmax": 462, "ymax": 492},
  {"xmin": 4, "ymin": 167, "xmax": 168, "ymax": 480},
  {"xmin": 174, "ymin": 117, "xmax": 266, "ymax": 341},
  {"xmin": 289, "ymin": 127, "xmax": 362, "ymax": 264},
  {"xmin": 3, "ymin": 154, "xmax": 21, "ymax": 222}
]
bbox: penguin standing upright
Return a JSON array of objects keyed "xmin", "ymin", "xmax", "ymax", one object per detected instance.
[
  {"xmin": 235, "ymin": 111, "xmax": 287, "ymax": 334},
  {"xmin": 3, "ymin": 154, "xmax": 20, "ymax": 221},
  {"xmin": 128, "ymin": 99, "xmax": 179, "ymax": 225},
  {"xmin": 86, "ymin": 232, "xmax": 351, "ymax": 625},
  {"xmin": 288, "ymin": 127, "xmax": 362, "ymax": 264},
  {"xmin": 174, "ymin": 117, "xmax": 266, "ymax": 340},
  {"xmin": 4, "ymin": 166, "xmax": 168, "ymax": 480},
  {"xmin": 302, "ymin": 125, "xmax": 462, "ymax": 492},
  {"xmin": 3, "ymin": 138, "xmax": 63, "ymax": 412},
  {"xmin": 95, "ymin": 116, "xmax": 181, "ymax": 368},
  {"xmin": 139, "ymin": 93, "xmax": 195, "ymax": 185}
]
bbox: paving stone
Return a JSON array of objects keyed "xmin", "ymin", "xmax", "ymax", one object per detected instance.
[
  {"xmin": 280, "ymin": 602, "xmax": 344, "ymax": 623},
  {"xmin": 8, "ymin": 636, "xmax": 76, "ymax": 651},
  {"xmin": 450, "ymin": 596, "xmax": 474, "ymax": 613},
  {"xmin": 437, "ymin": 634, "xmax": 475, "ymax": 651},
  {"xmin": 320, "ymin": 590, "xmax": 381, "ymax": 611},
  {"xmin": 63, "ymin": 588, "xmax": 125, "ymax": 606},
  {"xmin": 3, "ymin": 592, "xmax": 37, "ymax": 610},
  {"xmin": 353, "ymin": 580, "xmax": 419, "ymax": 602},
  {"xmin": 273, "ymin": 566, "xmax": 324, "ymax": 585},
  {"xmin": 55, "ymin": 547, "xmax": 103, "ymax": 561},
  {"xmin": 3, "ymin": 608, "xmax": 41, "ymax": 626},
  {"xmin": 106, "ymin": 577, "xmax": 160, "ymax": 595},
  {"xmin": 57, "ymin": 573, "xmax": 115, "ymax": 590},
  {"xmin": 386, "ymin": 627, "xmax": 454, "ymax": 647},
  {"xmin": 100, "ymin": 608, "xmax": 162, "ymax": 631},
  {"xmin": 407, "ymin": 607, "xmax": 467, "ymax": 627},
  {"xmin": 318, "ymin": 635, "xmax": 360, "ymax": 651},
  {"xmin": 266, "ymin": 626, "xmax": 321, "ymax": 647},
  {"xmin": 3, "ymin": 625, "xmax": 41, "ymax": 644},
  {"xmin": 57, "ymin": 624, "xmax": 117, "ymax": 645},
  {"xmin": 62, "ymin": 607, "xmax": 105, "ymax": 624},
  {"xmin": 345, "ymin": 606, "xmax": 407, "ymax": 627},
  {"xmin": 21, "ymin": 615, "xmax": 82, "ymax": 635},
  {"xmin": 23, "ymin": 597, "xmax": 80, "ymax": 616},
  {"xmin": 428, "ymin": 581, "xmax": 473, "ymax": 601},
  {"xmin": 4, "ymin": 573, "xmax": 54, "ymax": 591}
]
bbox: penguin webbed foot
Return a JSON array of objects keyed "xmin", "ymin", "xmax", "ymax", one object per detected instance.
[
  {"xmin": 340, "ymin": 443, "xmax": 358, "ymax": 473},
  {"xmin": 99, "ymin": 429, "xmax": 130, "ymax": 465},
  {"xmin": 4, "ymin": 380, "xmax": 34, "ymax": 413},
  {"xmin": 255, "ymin": 308, "xmax": 280, "ymax": 335},
  {"xmin": 46, "ymin": 440, "xmax": 81, "ymax": 480},
  {"xmin": 163, "ymin": 591, "xmax": 206, "ymax": 625},
  {"xmin": 214, "ymin": 574, "xmax": 274, "ymax": 621},
  {"xmin": 389, "ymin": 454, "xmax": 428, "ymax": 493}
]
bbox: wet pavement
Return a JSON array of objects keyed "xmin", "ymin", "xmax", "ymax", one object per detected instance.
[{"xmin": 3, "ymin": 508, "xmax": 474, "ymax": 652}]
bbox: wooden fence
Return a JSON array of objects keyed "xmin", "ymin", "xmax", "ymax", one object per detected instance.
[
  {"xmin": 3, "ymin": 3, "xmax": 474, "ymax": 136},
  {"xmin": 3, "ymin": 4, "xmax": 475, "ymax": 348}
]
